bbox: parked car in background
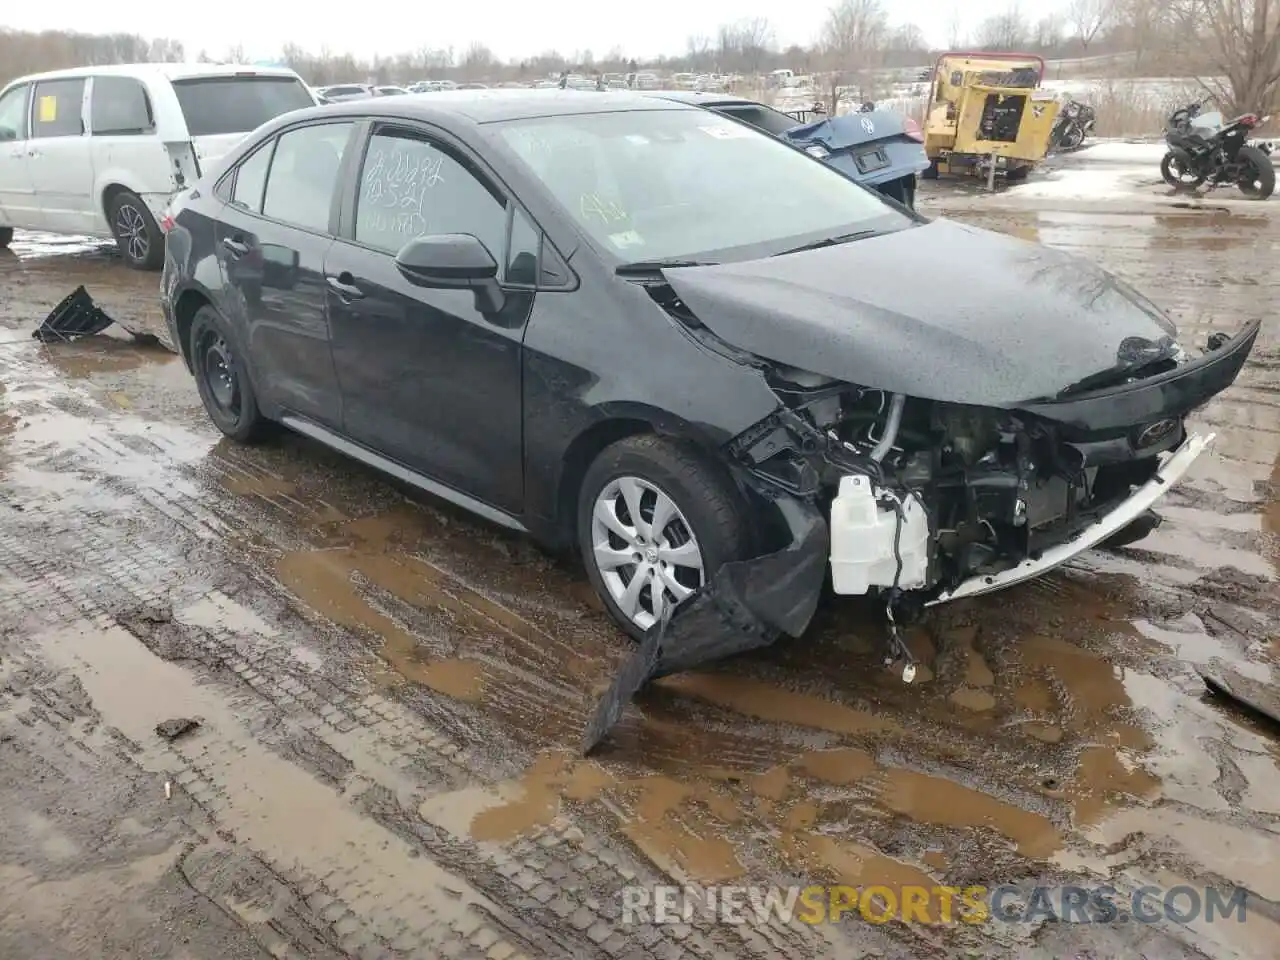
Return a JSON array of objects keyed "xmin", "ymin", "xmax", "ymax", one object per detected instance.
[
  {"xmin": 160, "ymin": 91, "xmax": 1252, "ymax": 658},
  {"xmin": 644, "ymin": 91, "xmax": 930, "ymax": 207},
  {"xmin": 315, "ymin": 84, "xmax": 376, "ymax": 102},
  {"xmin": 0, "ymin": 62, "xmax": 316, "ymax": 266},
  {"xmin": 375, "ymin": 86, "xmax": 411, "ymax": 97}
]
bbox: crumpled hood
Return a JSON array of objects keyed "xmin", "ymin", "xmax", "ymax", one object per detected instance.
[{"xmin": 662, "ymin": 219, "xmax": 1179, "ymax": 407}]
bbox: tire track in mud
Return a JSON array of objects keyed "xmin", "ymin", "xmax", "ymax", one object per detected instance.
[{"xmin": 0, "ymin": 357, "xmax": 848, "ymax": 957}]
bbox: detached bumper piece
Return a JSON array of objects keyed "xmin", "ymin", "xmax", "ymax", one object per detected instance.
[
  {"xmin": 929, "ymin": 432, "xmax": 1213, "ymax": 605},
  {"xmin": 33, "ymin": 286, "xmax": 115, "ymax": 343},
  {"xmin": 582, "ymin": 498, "xmax": 829, "ymax": 754}
]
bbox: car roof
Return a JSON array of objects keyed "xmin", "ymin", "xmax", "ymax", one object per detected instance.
[
  {"xmin": 5, "ymin": 62, "xmax": 302, "ymax": 85},
  {"xmin": 292, "ymin": 89, "xmax": 694, "ymax": 124}
]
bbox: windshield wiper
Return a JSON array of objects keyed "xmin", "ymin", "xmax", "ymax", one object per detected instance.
[
  {"xmin": 774, "ymin": 229, "xmax": 883, "ymax": 257},
  {"xmin": 615, "ymin": 258, "xmax": 720, "ymax": 276}
]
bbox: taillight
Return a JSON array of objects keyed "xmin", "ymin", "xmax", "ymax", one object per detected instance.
[
  {"xmin": 1240, "ymin": 114, "xmax": 1259, "ymax": 127},
  {"xmin": 160, "ymin": 215, "xmax": 175, "ymax": 233},
  {"xmin": 904, "ymin": 117, "xmax": 924, "ymax": 142}
]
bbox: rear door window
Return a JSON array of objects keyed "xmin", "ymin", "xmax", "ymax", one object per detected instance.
[
  {"xmin": 172, "ymin": 76, "xmax": 315, "ymax": 137},
  {"xmin": 230, "ymin": 140, "xmax": 275, "ymax": 213},
  {"xmin": 90, "ymin": 76, "xmax": 154, "ymax": 135},
  {"xmin": 261, "ymin": 122, "xmax": 355, "ymax": 233},
  {"xmin": 31, "ymin": 78, "xmax": 86, "ymax": 138},
  {"xmin": 0, "ymin": 84, "xmax": 30, "ymax": 141}
]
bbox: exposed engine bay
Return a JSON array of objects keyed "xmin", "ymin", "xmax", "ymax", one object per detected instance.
[{"xmin": 728, "ymin": 365, "xmax": 1179, "ymax": 609}]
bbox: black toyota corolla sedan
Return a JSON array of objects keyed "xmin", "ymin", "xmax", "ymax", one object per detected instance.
[{"xmin": 161, "ymin": 90, "xmax": 1257, "ymax": 666}]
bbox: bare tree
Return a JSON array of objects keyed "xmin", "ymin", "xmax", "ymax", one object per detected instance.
[
  {"xmin": 946, "ymin": 3, "xmax": 966, "ymax": 47},
  {"xmin": 1034, "ymin": 14, "xmax": 1064, "ymax": 49},
  {"xmin": 461, "ymin": 42, "xmax": 496, "ymax": 79},
  {"xmin": 821, "ymin": 0, "xmax": 888, "ymax": 110},
  {"xmin": 685, "ymin": 34, "xmax": 713, "ymax": 70},
  {"xmin": 1199, "ymin": 0, "xmax": 1280, "ymax": 114},
  {"xmin": 975, "ymin": 4, "xmax": 1029, "ymax": 48},
  {"xmin": 1067, "ymin": 0, "xmax": 1112, "ymax": 53}
]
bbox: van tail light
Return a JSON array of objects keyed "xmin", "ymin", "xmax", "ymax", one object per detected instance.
[
  {"xmin": 1240, "ymin": 114, "xmax": 1259, "ymax": 128},
  {"xmin": 160, "ymin": 215, "xmax": 176, "ymax": 233},
  {"xmin": 904, "ymin": 117, "xmax": 925, "ymax": 142}
]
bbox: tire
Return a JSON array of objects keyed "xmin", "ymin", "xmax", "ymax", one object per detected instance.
[
  {"xmin": 188, "ymin": 306, "xmax": 269, "ymax": 443},
  {"xmin": 0, "ymin": 226, "xmax": 12, "ymax": 249},
  {"xmin": 1060, "ymin": 124, "xmax": 1085, "ymax": 150},
  {"xmin": 1005, "ymin": 166, "xmax": 1030, "ymax": 182},
  {"xmin": 107, "ymin": 189, "xmax": 164, "ymax": 270},
  {"xmin": 1237, "ymin": 145, "xmax": 1275, "ymax": 199},
  {"xmin": 577, "ymin": 435, "xmax": 751, "ymax": 643},
  {"xmin": 920, "ymin": 158, "xmax": 940, "ymax": 180},
  {"xmin": 1160, "ymin": 152, "xmax": 1206, "ymax": 190}
]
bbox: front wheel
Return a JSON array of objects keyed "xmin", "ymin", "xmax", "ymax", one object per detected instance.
[
  {"xmin": 1161, "ymin": 152, "xmax": 1206, "ymax": 189},
  {"xmin": 0, "ymin": 227, "xmax": 12, "ymax": 249},
  {"xmin": 1237, "ymin": 145, "xmax": 1275, "ymax": 199},
  {"xmin": 108, "ymin": 189, "xmax": 164, "ymax": 270},
  {"xmin": 577, "ymin": 435, "xmax": 750, "ymax": 642}
]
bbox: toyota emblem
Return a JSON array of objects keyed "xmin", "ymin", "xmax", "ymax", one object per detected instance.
[{"xmin": 860, "ymin": 117, "xmax": 875, "ymax": 134}]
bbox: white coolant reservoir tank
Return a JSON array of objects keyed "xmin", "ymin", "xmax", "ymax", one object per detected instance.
[{"xmin": 829, "ymin": 475, "xmax": 930, "ymax": 595}]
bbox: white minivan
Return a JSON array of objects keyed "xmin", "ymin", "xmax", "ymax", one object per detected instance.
[{"xmin": 0, "ymin": 63, "xmax": 317, "ymax": 269}]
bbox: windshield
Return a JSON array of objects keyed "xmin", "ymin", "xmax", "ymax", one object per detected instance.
[
  {"xmin": 172, "ymin": 76, "xmax": 315, "ymax": 137},
  {"xmin": 493, "ymin": 107, "xmax": 909, "ymax": 263}
]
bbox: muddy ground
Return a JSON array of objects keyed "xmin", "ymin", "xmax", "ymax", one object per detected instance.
[{"xmin": 0, "ymin": 176, "xmax": 1278, "ymax": 960}]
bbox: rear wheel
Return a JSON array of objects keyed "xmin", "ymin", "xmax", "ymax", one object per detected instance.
[
  {"xmin": 1059, "ymin": 124, "xmax": 1085, "ymax": 150},
  {"xmin": 1005, "ymin": 165, "xmax": 1030, "ymax": 182},
  {"xmin": 108, "ymin": 189, "xmax": 164, "ymax": 270},
  {"xmin": 189, "ymin": 306, "xmax": 269, "ymax": 443},
  {"xmin": 1161, "ymin": 152, "xmax": 1206, "ymax": 189},
  {"xmin": 1237, "ymin": 145, "xmax": 1275, "ymax": 199},
  {"xmin": 0, "ymin": 227, "xmax": 12, "ymax": 249},
  {"xmin": 577, "ymin": 435, "xmax": 750, "ymax": 642}
]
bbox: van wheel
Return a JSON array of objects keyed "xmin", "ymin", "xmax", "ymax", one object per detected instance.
[
  {"xmin": 108, "ymin": 190, "xmax": 164, "ymax": 270},
  {"xmin": 189, "ymin": 306, "xmax": 269, "ymax": 443},
  {"xmin": 0, "ymin": 227, "xmax": 12, "ymax": 249},
  {"xmin": 577, "ymin": 435, "xmax": 750, "ymax": 643}
]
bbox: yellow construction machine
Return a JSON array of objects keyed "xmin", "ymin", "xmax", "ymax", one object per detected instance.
[{"xmin": 922, "ymin": 51, "xmax": 1060, "ymax": 183}]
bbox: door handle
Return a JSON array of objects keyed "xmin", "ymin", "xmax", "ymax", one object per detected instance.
[
  {"xmin": 326, "ymin": 274, "xmax": 365, "ymax": 301},
  {"xmin": 221, "ymin": 237, "xmax": 249, "ymax": 258}
]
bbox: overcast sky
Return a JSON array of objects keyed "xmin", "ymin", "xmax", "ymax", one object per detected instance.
[{"xmin": 3, "ymin": 0, "xmax": 1069, "ymax": 63}]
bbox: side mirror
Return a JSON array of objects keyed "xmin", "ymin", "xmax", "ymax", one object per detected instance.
[{"xmin": 395, "ymin": 233, "xmax": 504, "ymax": 313}]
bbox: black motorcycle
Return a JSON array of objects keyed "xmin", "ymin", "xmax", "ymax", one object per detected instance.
[
  {"xmin": 1162, "ymin": 98, "xmax": 1275, "ymax": 199},
  {"xmin": 1050, "ymin": 98, "xmax": 1096, "ymax": 151}
]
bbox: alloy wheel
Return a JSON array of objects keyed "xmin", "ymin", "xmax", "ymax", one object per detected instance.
[
  {"xmin": 115, "ymin": 203, "xmax": 150, "ymax": 264},
  {"xmin": 590, "ymin": 476, "xmax": 704, "ymax": 631}
]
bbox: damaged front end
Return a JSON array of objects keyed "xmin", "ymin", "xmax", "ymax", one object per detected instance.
[{"xmin": 583, "ymin": 301, "xmax": 1260, "ymax": 752}]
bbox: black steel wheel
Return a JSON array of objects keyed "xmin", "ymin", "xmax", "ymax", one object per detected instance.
[{"xmin": 189, "ymin": 306, "xmax": 268, "ymax": 442}]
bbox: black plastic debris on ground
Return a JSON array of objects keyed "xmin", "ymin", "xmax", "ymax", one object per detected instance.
[
  {"xmin": 583, "ymin": 498, "xmax": 829, "ymax": 755},
  {"xmin": 32, "ymin": 286, "xmax": 115, "ymax": 342}
]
